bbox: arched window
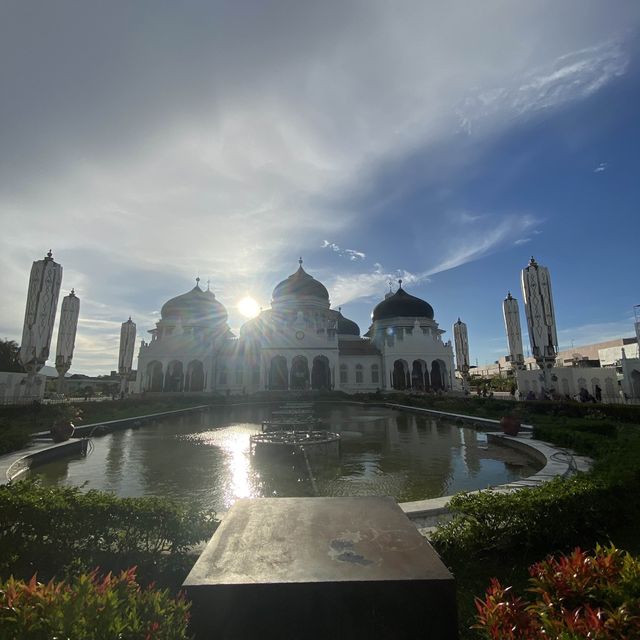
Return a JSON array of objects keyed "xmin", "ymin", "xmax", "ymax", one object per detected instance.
[
  {"xmin": 355, "ymin": 364, "xmax": 363, "ymax": 383},
  {"xmin": 371, "ymin": 364, "xmax": 379, "ymax": 384},
  {"xmin": 339, "ymin": 364, "xmax": 348, "ymax": 384}
]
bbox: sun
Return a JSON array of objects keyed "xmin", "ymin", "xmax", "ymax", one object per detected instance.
[{"xmin": 237, "ymin": 296, "xmax": 261, "ymax": 319}]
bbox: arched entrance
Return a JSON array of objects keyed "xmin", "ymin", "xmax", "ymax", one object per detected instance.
[
  {"xmin": 411, "ymin": 360, "xmax": 426, "ymax": 390},
  {"xmin": 164, "ymin": 361, "xmax": 183, "ymax": 392},
  {"xmin": 186, "ymin": 360, "xmax": 204, "ymax": 392},
  {"xmin": 431, "ymin": 360, "xmax": 445, "ymax": 391},
  {"xmin": 290, "ymin": 356, "xmax": 309, "ymax": 390},
  {"xmin": 632, "ymin": 370, "xmax": 640, "ymax": 399},
  {"xmin": 147, "ymin": 361, "xmax": 163, "ymax": 392},
  {"xmin": 312, "ymin": 356, "xmax": 331, "ymax": 390},
  {"xmin": 269, "ymin": 356, "xmax": 288, "ymax": 390},
  {"xmin": 392, "ymin": 359, "xmax": 409, "ymax": 390}
]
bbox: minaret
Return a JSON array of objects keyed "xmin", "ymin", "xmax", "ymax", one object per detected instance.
[
  {"xmin": 502, "ymin": 292, "xmax": 525, "ymax": 370},
  {"xmin": 453, "ymin": 318, "xmax": 470, "ymax": 391},
  {"xmin": 19, "ymin": 250, "xmax": 63, "ymax": 399},
  {"xmin": 521, "ymin": 256, "xmax": 558, "ymax": 391},
  {"xmin": 118, "ymin": 317, "xmax": 137, "ymax": 396},
  {"xmin": 55, "ymin": 289, "xmax": 80, "ymax": 395}
]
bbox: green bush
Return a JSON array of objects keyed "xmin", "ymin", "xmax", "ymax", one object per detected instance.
[
  {"xmin": 431, "ymin": 476, "xmax": 630, "ymax": 561},
  {"xmin": 0, "ymin": 481, "xmax": 218, "ymax": 585},
  {"xmin": 0, "ymin": 424, "xmax": 31, "ymax": 456},
  {"xmin": 0, "ymin": 568, "xmax": 191, "ymax": 640},
  {"xmin": 474, "ymin": 545, "xmax": 640, "ymax": 639}
]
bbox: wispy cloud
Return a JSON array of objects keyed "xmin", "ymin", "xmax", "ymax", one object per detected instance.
[
  {"xmin": 322, "ymin": 240, "xmax": 366, "ymax": 261},
  {"xmin": 329, "ymin": 263, "xmax": 428, "ymax": 307},
  {"xmin": 425, "ymin": 214, "xmax": 540, "ymax": 276},
  {"xmin": 594, "ymin": 162, "xmax": 608, "ymax": 173},
  {"xmin": 457, "ymin": 39, "xmax": 629, "ymax": 134}
]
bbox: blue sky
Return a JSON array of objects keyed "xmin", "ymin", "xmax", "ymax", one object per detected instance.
[{"xmin": 1, "ymin": 1, "xmax": 639, "ymax": 374}]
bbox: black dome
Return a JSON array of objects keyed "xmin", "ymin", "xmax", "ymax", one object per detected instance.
[
  {"xmin": 371, "ymin": 286, "xmax": 434, "ymax": 321},
  {"xmin": 336, "ymin": 311, "xmax": 360, "ymax": 336},
  {"xmin": 272, "ymin": 265, "xmax": 329, "ymax": 302},
  {"xmin": 161, "ymin": 285, "xmax": 228, "ymax": 326}
]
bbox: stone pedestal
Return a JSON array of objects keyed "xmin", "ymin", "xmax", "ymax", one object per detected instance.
[{"xmin": 183, "ymin": 496, "xmax": 457, "ymax": 639}]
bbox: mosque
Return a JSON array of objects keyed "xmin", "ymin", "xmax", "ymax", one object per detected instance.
[{"xmin": 134, "ymin": 260, "xmax": 455, "ymax": 395}]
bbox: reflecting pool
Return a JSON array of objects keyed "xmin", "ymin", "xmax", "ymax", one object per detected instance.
[{"xmin": 31, "ymin": 404, "xmax": 542, "ymax": 512}]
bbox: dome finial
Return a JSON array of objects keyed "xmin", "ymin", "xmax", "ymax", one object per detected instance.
[
  {"xmin": 338, "ymin": 306, "xmax": 342, "ymax": 313},
  {"xmin": 206, "ymin": 278, "xmax": 210, "ymax": 291},
  {"xmin": 46, "ymin": 249, "xmax": 53, "ymax": 259},
  {"xmin": 298, "ymin": 256, "xmax": 303, "ymax": 267},
  {"xmin": 398, "ymin": 278, "xmax": 403, "ymax": 289},
  {"xmin": 195, "ymin": 276, "xmax": 200, "ymax": 288},
  {"xmin": 70, "ymin": 288, "xmax": 75, "ymax": 296},
  {"xmin": 529, "ymin": 256, "xmax": 538, "ymax": 267}
]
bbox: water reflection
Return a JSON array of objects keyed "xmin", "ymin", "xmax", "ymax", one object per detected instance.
[{"xmin": 31, "ymin": 404, "xmax": 542, "ymax": 513}]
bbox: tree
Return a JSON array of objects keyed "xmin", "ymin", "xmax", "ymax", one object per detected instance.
[{"xmin": 0, "ymin": 338, "xmax": 24, "ymax": 373}]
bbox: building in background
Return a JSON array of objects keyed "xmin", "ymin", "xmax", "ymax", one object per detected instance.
[{"xmin": 135, "ymin": 261, "xmax": 455, "ymax": 395}]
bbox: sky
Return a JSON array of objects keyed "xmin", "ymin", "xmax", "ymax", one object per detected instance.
[{"xmin": 1, "ymin": 1, "xmax": 639, "ymax": 375}]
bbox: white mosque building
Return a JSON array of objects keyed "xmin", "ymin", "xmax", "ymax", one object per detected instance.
[{"xmin": 134, "ymin": 261, "xmax": 455, "ymax": 395}]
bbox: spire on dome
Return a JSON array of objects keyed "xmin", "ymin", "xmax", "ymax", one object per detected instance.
[
  {"xmin": 398, "ymin": 278, "xmax": 403, "ymax": 289},
  {"xmin": 299, "ymin": 256, "xmax": 303, "ymax": 267}
]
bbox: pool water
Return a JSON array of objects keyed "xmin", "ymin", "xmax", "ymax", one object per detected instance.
[{"xmin": 31, "ymin": 404, "xmax": 541, "ymax": 512}]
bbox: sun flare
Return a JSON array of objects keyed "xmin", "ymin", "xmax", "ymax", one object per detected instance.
[{"xmin": 238, "ymin": 296, "xmax": 261, "ymax": 318}]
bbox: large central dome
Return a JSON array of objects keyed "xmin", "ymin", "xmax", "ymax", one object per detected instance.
[
  {"xmin": 161, "ymin": 283, "xmax": 228, "ymax": 327},
  {"xmin": 371, "ymin": 284, "xmax": 434, "ymax": 321},
  {"xmin": 271, "ymin": 261, "xmax": 330, "ymax": 308}
]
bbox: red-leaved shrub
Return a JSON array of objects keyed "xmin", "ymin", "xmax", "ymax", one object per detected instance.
[
  {"xmin": 474, "ymin": 545, "xmax": 640, "ymax": 639},
  {"xmin": 0, "ymin": 568, "xmax": 191, "ymax": 640}
]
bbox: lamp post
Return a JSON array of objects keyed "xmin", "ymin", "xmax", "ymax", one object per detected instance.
[
  {"xmin": 55, "ymin": 289, "xmax": 80, "ymax": 395},
  {"xmin": 118, "ymin": 318, "xmax": 137, "ymax": 397},
  {"xmin": 521, "ymin": 257, "xmax": 558, "ymax": 395},
  {"xmin": 18, "ymin": 250, "xmax": 63, "ymax": 401}
]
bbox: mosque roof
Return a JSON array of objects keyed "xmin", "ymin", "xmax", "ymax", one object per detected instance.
[
  {"xmin": 336, "ymin": 310, "xmax": 360, "ymax": 336},
  {"xmin": 371, "ymin": 282, "xmax": 434, "ymax": 321},
  {"xmin": 272, "ymin": 260, "xmax": 329, "ymax": 303},
  {"xmin": 160, "ymin": 281, "xmax": 228, "ymax": 326}
]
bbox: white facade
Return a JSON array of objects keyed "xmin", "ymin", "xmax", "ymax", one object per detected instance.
[
  {"xmin": 516, "ymin": 366, "xmax": 620, "ymax": 403},
  {"xmin": 0, "ymin": 371, "xmax": 46, "ymax": 404},
  {"xmin": 134, "ymin": 265, "xmax": 455, "ymax": 395}
]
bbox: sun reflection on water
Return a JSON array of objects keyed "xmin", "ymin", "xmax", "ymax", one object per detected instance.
[{"xmin": 187, "ymin": 424, "xmax": 261, "ymax": 507}]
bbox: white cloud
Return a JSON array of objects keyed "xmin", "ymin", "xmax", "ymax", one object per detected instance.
[
  {"xmin": 594, "ymin": 162, "xmax": 608, "ymax": 173},
  {"xmin": 322, "ymin": 241, "xmax": 366, "ymax": 261}
]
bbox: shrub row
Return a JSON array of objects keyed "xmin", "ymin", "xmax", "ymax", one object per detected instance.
[
  {"xmin": 0, "ymin": 569, "xmax": 191, "ymax": 640},
  {"xmin": 430, "ymin": 475, "xmax": 632, "ymax": 562},
  {"xmin": 0, "ymin": 480, "xmax": 218, "ymax": 585},
  {"xmin": 0, "ymin": 424, "xmax": 31, "ymax": 456}
]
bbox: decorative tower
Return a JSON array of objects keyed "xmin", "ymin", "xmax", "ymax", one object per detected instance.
[
  {"xmin": 502, "ymin": 292, "xmax": 525, "ymax": 371},
  {"xmin": 55, "ymin": 289, "xmax": 80, "ymax": 395},
  {"xmin": 118, "ymin": 317, "xmax": 137, "ymax": 396},
  {"xmin": 521, "ymin": 256, "xmax": 558, "ymax": 392},
  {"xmin": 18, "ymin": 250, "xmax": 63, "ymax": 399},
  {"xmin": 453, "ymin": 318, "xmax": 470, "ymax": 389}
]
